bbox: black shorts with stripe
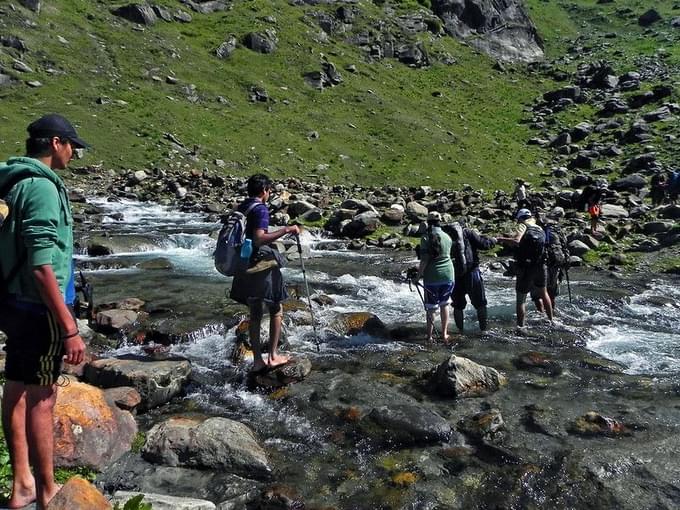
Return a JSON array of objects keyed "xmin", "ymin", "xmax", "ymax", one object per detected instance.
[{"xmin": 1, "ymin": 302, "xmax": 64, "ymax": 386}]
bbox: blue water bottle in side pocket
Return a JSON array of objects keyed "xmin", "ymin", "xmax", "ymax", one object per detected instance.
[{"xmin": 240, "ymin": 238, "xmax": 253, "ymax": 260}]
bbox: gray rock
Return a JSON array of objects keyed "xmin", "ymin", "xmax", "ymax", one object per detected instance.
[
  {"xmin": 84, "ymin": 358, "xmax": 192, "ymax": 411},
  {"xmin": 658, "ymin": 204, "xmax": 680, "ymax": 219},
  {"xmin": 182, "ymin": 0, "xmax": 228, "ymax": 14},
  {"xmin": 341, "ymin": 211, "xmax": 380, "ymax": 238},
  {"xmin": 12, "ymin": 60, "xmax": 33, "ymax": 73},
  {"xmin": 95, "ymin": 309, "xmax": 138, "ymax": 331},
  {"xmin": 173, "ymin": 10, "xmax": 192, "ymax": 23},
  {"xmin": 638, "ymin": 8, "xmax": 662, "ymax": 27},
  {"xmin": 643, "ymin": 221, "xmax": 673, "ymax": 234},
  {"xmin": 568, "ymin": 240, "xmax": 591, "ymax": 257},
  {"xmin": 600, "ymin": 203, "xmax": 629, "ymax": 218},
  {"xmin": 216, "ymin": 36, "xmax": 237, "ymax": 59},
  {"xmin": 610, "ymin": 175, "xmax": 645, "ymax": 192},
  {"xmin": 458, "ymin": 408, "xmax": 504, "ymax": 441},
  {"xmin": 287, "ymin": 200, "xmax": 319, "ymax": 218},
  {"xmin": 549, "ymin": 132, "xmax": 571, "ymax": 148},
  {"xmin": 671, "ymin": 17, "xmax": 680, "ymax": 28},
  {"xmin": 362, "ymin": 404, "xmax": 452, "ymax": 446},
  {"xmin": 152, "ymin": 5, "xmax": 173, "ymax": 22},
  {"xmin": 426, "ymin": 355, "xmax": 506, "ymax": 398},
  {"xmin": 142, "ymin": 416, "xmax": 271, "ymax": 478},
  {"xmin": 0, "ymin": 74, "xmax": 14, "ymax": 87},
  {"xmin": 251, "ymin": 358, "xmax": 312, "ymax": 389},
  {"xmin": 112, "ymin": 4, "xmax": 158, "ymax": 25},
  {"xmin": 543, "ymin": 86, "xmax": 581, "ymax": 103},
  {"xmin": 19, "ymin": 0, "xmax": 40, "ymax": 11},
  {"xmin": 243, "ymin": 31, "xmax": 277, "ymax": 54},
  {"xmin": 112, "ymin": 491, "xmax": 216, "ymax": 509},
  {"xmin": 131, "ymin": 170, "xmax": 148, "ymax": 184},
  {"xmin": 643, "ymin": 106, "xmax": 672, "ymax": 123},
  {"xmin": 339, "ymin": 198, "xmax": 377, "ymax": 213},
  {"xmin": 405, "ymin": 201, "xmax": 428, "ymax": 221}
]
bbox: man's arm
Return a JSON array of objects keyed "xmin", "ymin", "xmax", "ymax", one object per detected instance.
[
  {"xmin": 467, "ymin": 229, "xmax": 497, "ymax": 250},
  {"xmin": 253, "ymin": 224, "xmax": 301, "ymax": 247},
  {"xmin": 32, "ymin": 265, "xmax": 85, "ymax": 365}
]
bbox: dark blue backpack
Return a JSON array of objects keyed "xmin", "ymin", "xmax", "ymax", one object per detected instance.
[{"xmin": 516, "ymin": 225, "xmax": 546, "ymax": 266}]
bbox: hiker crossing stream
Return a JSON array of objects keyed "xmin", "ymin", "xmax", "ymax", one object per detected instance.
[{"xmin": 80, "ymin": 198, "xmax": 680, "ymax": 508}]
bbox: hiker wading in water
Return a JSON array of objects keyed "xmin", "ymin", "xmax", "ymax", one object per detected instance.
[
  {"xmin": 443, "ymin": 221, "xmax": 497, "ymax": 333},
  {"xmin": 498, "ymin": 209, "xmax": 553, "ymax": 328},
  {"xmin": 417, "ymin": 211, "xmax": 454, "ymax": 343},
  {"xmin": 229, "ymin": 174, "xmax": 300, "ymax": 373}
]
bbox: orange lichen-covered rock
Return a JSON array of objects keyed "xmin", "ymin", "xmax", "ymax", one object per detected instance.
[
  {"xmin": 46, "ymin": 477, "xmax": 112, "ymax": 510},
  {"xmin": 53, "ymin": 376, "xmax": 137, "ymax": 470}
]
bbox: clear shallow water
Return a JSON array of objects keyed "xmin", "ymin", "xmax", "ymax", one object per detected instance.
[{"xmin": 83, "ymin": 200, "xmax": 680, "ymax": 379}]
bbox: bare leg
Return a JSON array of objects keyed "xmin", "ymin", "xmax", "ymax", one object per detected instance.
[
  {"xmin": 516, "ymin": 292, "xmax": 527, "ymax": 327},
  {"xmin": 439, "ymin": 305, "xmax": 450, "ymax": 342},
  {"xmin": 425, "ymin": 309, "xmax": 435, "ymax": 342},
  {"xmin": 2, "ymin": 381, "xmax": 36, "ymax": 509},
  {"xmin": 248, "ymin": 311, "xmax": 266, "ymax": 372},
  {"xmin": 538, "ymin": 287, "xmax": 554, "ymax": 322},
  {"xmin": 267, "ymin": 312, "xmax": 290, "ymax": 367},
  {"xmin": 25, "ymin": 384, "xmax": 60, "ymax": 510}
]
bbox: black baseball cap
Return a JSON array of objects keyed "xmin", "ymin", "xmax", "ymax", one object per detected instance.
[{"xmin": 27, "ymin": 113, "xmax": 89, "ymax": 149}]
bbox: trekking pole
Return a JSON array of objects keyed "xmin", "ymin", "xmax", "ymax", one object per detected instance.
[
  {"xmin": 564, "ymin": 265, "xmax": 572, "ymax": 304},
  {"xmin": 295, "ymin": 234, "xmax": 320, "ymax": 352}
]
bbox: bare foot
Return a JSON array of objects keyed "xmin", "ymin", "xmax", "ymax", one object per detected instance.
[
  {"xmin": 268, "ymin": 353, "xmax": 291, "ymax": 368},
  {"xmin": 442, "ymin": 335, "xmax": 450, "ymax": 344},
  {"xmin": 37, "ymin": 483, "xmax": 62, "ymax": 510},
  {"xmin": 7, "ymin": 478, "xmax": 36, "ymax": 509}
]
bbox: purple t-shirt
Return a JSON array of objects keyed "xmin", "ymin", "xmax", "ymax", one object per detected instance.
[{"xmin": 238, "ymin": 198, "xmax": 269, "ymax": 239}]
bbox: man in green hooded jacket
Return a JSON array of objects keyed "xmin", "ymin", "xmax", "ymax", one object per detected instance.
[{"xmin": 0, "ymin": 114, "xmax": 87, "ymax": 509}]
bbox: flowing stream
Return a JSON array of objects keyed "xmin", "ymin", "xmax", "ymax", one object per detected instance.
[{"xmin": 82, "ymin": 199, "xmax": 680, "ymax": 507}]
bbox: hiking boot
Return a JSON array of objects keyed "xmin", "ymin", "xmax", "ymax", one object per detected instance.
[{"xmin": 246, "ymin": 259, "xmax": 278, "ymax": 274}]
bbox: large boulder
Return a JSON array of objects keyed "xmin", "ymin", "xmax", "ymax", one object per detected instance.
[
  {"xmin": 341, "ymin": 211, "xmax": 380, "ymax": 238},
  {"xmin": 112, "ymin": 4, "xmax": 158, "ymax": 25},
  {"xmin": 53, "ymin": 378, "xmax": 137, "ymax": 470},
  {"xmin": 142, "ymin": 416, "xmax": 271, "ymax": 479},
  {"xmin": 112, "ymin": 492, "xmax": 216, "ymax": 509},
  {"xmin": 426, "ymin": 355, "xmax": 506, "ymax": 398},
  {"xmin": 84, "ymin": 357, "xmax": 191, "ymax": 411},
  {"xmin": 361, "ymin": 404, "xmax": 452, "ymax": 446}
]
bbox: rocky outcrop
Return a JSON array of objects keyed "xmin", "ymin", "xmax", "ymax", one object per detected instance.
[{"xmin": 431, "ymin": 0, "xmax": 544, "ymax": 62}]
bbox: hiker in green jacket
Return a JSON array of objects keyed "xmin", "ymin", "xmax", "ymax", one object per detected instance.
[
  {"xmin": 417, "ymin": 211, "xmax": 454, "ymax": 343},
  {"xmin": 0, "ymin": 114, "xmax": 87, "ymax": 509}
]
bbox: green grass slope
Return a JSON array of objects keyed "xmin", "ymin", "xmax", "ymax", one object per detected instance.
[{"xmin": 0, "ymin": 0, "xmax": 677, "ymax": 189}]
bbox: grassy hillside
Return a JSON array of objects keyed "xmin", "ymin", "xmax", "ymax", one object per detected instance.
[{"xmin": 0, "ymin": 0, "xmax": 677, "ymax": 189}]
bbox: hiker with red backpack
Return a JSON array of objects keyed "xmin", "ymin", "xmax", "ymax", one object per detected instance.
[{"xmin": 498, "ymin": 209, "xmax": 554, "ymax": 328}]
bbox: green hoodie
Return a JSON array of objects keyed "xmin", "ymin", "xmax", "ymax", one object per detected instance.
[{"xmin": 0, "ymin": 156, "xmax": 73, "ymax": 304}]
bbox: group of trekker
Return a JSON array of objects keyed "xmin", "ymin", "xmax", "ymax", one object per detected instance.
[
  {"xmin": 414, "ymin": 205, "xmax": 571, "ymax": 342},
  {"xmin": 650, "ymin": 170, "xmax": 680, "ymax": 206}
]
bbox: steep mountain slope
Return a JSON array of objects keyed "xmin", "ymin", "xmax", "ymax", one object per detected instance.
[{"xmin": 0, "ymin": 0, "xmax": 678, "ymax": 189}]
